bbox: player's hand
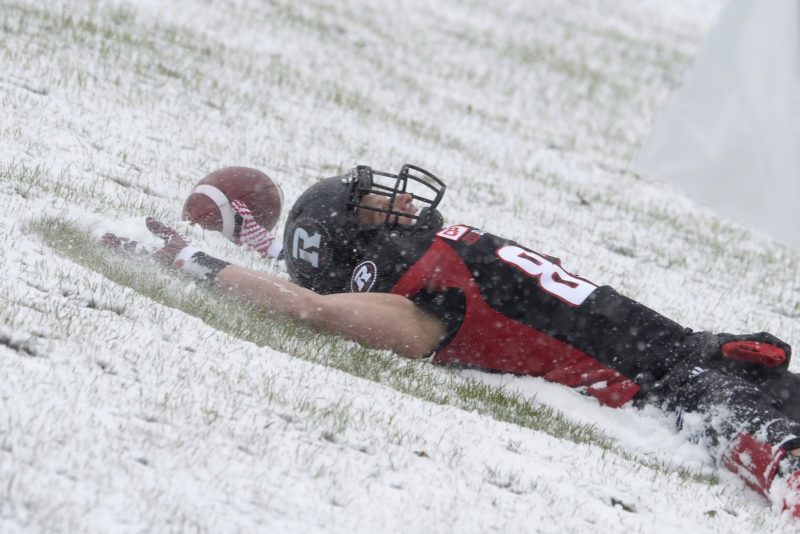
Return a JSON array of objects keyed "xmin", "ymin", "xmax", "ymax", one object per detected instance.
[
  {"xmin": 103, "ymin": 218, "xmax": 230, "ymax": 284},
  {"xmin": 145, "ymin": 217, "xmax": 191, "ymax": 266},
  {"xmin": 101, "ymin": 218, "xmax": 191, "ymax": 265},
  {"xmin": 230, "ymin": 200, "xmax": 280, "ymax": 258},
  {"xmin": 101, "ymin": 232, "xmax": 153, "ymax": 257}
]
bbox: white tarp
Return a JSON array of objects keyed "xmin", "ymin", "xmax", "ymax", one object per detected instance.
[{"xmin": 633, "ymin": 0, "xmax": 800, "ymax": 248}]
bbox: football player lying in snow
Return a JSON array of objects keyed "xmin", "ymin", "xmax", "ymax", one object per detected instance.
[{"xmin": 105, "ymin": 164, "xmax": 800, "ymax": 517}]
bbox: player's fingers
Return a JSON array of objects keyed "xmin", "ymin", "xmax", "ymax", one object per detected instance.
[
  {"xmin": 146, "ymin": 216, "xmax": 175, "ymax": 240},
  {"xmin": 102, "ymin": 233, "xmax": 146, "ymax": 256},
  {"xmin": 147, "ymin": 217, "xmax": 189, "ymax": 245},
  {"xmin": 101, "ymin": 232, "xmax": 122, "ymax": 248}
]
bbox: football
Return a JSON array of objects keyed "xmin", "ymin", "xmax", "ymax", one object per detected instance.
[{"xmin": 181, "ymin": 166, "xmax": 283, "ymax": 241}]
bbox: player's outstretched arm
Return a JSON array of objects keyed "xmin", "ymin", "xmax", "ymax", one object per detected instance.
[
  {"xmin": 215, "ymin": 265, "xmax": 445, "ymax": 358},
  {"xmin": 105, "ymin": 218, "xmax": 444, "ymax": 359}
]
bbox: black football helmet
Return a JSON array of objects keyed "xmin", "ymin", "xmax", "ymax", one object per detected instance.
[{"xmin": 283, "ymin": 164, "xmax": 446, "ymax": 294}]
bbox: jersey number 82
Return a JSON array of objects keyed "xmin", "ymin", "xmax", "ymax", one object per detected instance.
[{"xmin": 496, "ymin": 245, "xmax": 597, "ymax": 306}]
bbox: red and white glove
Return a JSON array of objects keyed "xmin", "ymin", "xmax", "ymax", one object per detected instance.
[
  {"xmin": 101, "ymin": 233, "xmax": 154, "ymax": 258},
  {"xmin": 230, "ymin": 200, "xmax": 283, "ymax": 259},
  {"xmin": 144, "ymin": 217, "xmax": 193, "ymax": 266},
  {"xmin": 103, "ymin": 217, "xmax": 230, "ymax": 284}
]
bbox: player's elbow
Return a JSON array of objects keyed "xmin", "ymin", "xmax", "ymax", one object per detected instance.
[
  {"xmin": 365, "ymin": 312, "xmax": 444, "ymax": 359},
  {"xmin": 393, "ymin": 339, "xmax": 435, "ymax": 359},
  {"xmin": 292, "ymin": 292, "xmax": 444, "ymax": 359}
]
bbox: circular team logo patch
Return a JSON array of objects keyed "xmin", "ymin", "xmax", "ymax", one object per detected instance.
[{"xmin": 351, "ymin": 261, "xmax": 378, "ymax": 293}]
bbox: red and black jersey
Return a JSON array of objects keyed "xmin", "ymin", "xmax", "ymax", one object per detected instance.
[
  {"xmin": 350, "ymin": 224, "xmax": 694, "ymax": 407},
  {"xmin": 342, "ymin": 222, "xmax": 800, "ymax": 499}
]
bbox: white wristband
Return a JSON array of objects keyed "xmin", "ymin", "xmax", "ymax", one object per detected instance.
[
  {"xmin": 172, "ymin": 246, "xmax": 230, "ymax": 283},
  {"xmin": 266, "ymin": 240, "xmax": 283, "ymax": 259},
  {"xmin": 175, "ymin": 246, "xmax": 201, "ymax": 268}
]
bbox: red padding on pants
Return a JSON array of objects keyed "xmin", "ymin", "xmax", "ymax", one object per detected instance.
[{"xmin": 721, "ymin": 341, "xmax": 786, "ymax": 368}]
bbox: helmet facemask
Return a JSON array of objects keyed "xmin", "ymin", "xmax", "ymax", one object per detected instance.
[{"xmin": 344, "ymin": 164, "xmax": 446, "ymax": 229}]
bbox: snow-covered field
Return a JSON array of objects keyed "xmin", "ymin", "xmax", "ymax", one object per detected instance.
[{"xmin": 2, "ymin": 0, "xmax": 800, "ymax": 532}]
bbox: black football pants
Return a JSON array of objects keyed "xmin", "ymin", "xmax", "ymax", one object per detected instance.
[{"xmin": 649, "ymin": 338, "xmax": 800, "ymax": 461}]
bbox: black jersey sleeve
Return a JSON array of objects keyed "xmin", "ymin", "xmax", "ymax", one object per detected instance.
[{"xmin": 409, "ymin": 288, "xmax": 466, "ymax": 353}]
